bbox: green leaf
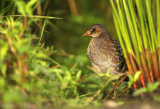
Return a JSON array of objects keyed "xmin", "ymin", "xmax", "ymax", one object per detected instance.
[
  {"xmin": 147, "ymin": 82, "xmax": 160, "ymax": 93},
  {"xmin": 16, "ymin": 1, "xmax": 26, "ymax": 15},
  {"xmin": 76, "ymin": 70, "xmax": 82, "ymax": 81},
  {"xmin": 26, "ymin": 0, "xmax": 37, "ymax": 8},
  {"xmin": 133, "ymin": 71, "xmax": 141, "ymax": 82},
  {"xmin": 1, "ymin": 64, "xmax": 7, "ymax": 77},
  {"xmin": 0, "ymin": 43, "xmax": 9, "ymax": 60},
  {"xmin": 26, "ymin": 0, "xmax": 37, "ymax": 15},
  {"xmin": 133, "ymin": 82, "xmax": 160, "ymax": 96},
  {"xmin": 133, "ymin": 88, "xmax": 147, "ymax": 96}
]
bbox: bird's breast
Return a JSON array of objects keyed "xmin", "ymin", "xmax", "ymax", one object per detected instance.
[
  {"xmin": 87, "ymin": 38, "xmax": 122, "ymax": 73},
  {"xmin": 87, "ymin": 43, "xmax": 111, "ymax": 65}
]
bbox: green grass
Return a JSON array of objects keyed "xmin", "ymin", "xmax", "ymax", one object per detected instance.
[
  {"xmin": 110, "ymin": 0, "xmax": 160, "ymax": 89},
  {"xmin": 0, "ymin": 0, "xmax": 160, "ymax": 108},
  {"xmin": 0, "ymin": 1, "xmax": 124, "ymax": 108}
]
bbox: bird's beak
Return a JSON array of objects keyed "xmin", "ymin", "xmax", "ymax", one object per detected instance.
[{"xmin": 82, "ymin": 30, "xmax": 91, "ymax": 37}]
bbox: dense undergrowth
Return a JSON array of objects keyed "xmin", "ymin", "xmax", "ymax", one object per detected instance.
[
  {"xmin": 0, "ymin": 0, "xmax": 127, "ymax": 108},
  {"xmin": 0, "ymin": 0, "xmax": 160, "ymax": 109},
  {"xmin": 0, "ymin": 15, "xmax": 125, "ymax": 108}
]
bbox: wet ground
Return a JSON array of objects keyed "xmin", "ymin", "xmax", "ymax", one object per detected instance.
[
  {"xmin": 102, "ymin": 99, "xmax": 160, "ymax": 109},
  {"xmin": 23, "ymin": 88, "xmax": 160, "ymax": 109},
  {"xmin": 23, "ymin": 96, "xmax": 160, "ymax": 109}
]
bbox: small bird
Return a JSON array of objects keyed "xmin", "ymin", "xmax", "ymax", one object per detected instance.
[{"xmin": 83, "ymin": 24, "xmax": 126, "ymax": 75}]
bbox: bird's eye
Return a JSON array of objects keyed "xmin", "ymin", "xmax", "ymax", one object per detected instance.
[{"xmin": 92, "ymin": 28, "xmax": 96, "ymax": 33}]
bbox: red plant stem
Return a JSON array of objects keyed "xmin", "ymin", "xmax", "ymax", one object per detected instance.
[
  {"xmin": 138, "ymin": 65, "xmax": 146, "ymax": 88},
  {"xmin": 152, "ymin": 52, "xmax": 159, "ymax": 80},
  {"xmin": 128, "ymin": 54, "xmax": 142, "ymax": 88},
  {"xmin": 158, "ymin": 48, "xmax": 160, "ymax": 80},
  {"xmin": 132, "ymin": 50, "xmax": 146, "ymax": 87},
  {"xmin": 126, "ymin": 57, "xmax": 137, "ymax": 89},
  {"xmin": 145, "ymin": 49, "xmax": 154, "ymax": 82},
  {"xmin": 140, "ymin": 52, "xmax": 151, "ymax": 83}
]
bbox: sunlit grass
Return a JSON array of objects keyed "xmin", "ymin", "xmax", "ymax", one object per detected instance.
[{"xmin": 110, "ymin": 0, "xmax": 160, "ymax": 89}]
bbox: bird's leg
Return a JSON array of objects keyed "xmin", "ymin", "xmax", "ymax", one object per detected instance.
[
  {"xmin": 87, "ymin": 80, "xmax": 109, "ymax": 102},
  {"xmin": 103, "ymin": 74, "xmax": 127, "ymax": 100}
]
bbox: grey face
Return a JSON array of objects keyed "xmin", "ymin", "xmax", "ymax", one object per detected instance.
[
  {"xmin": 83, "ymin": 24, "xmax": 107, "ymax": 38},
  {"xmin": 89, "ymin": 26, "xmax": 101, "ymax": 37}
]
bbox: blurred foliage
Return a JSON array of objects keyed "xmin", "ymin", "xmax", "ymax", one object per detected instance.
[
  {"xmin": 0, "ymin": 0, "xmax": 128, "ymax": 108},
  {"xmin": 42, "ymin": 0, "xmax": 116, "ymax": 54},
  {"xmin": 133, "ymin": 82, "xmax": 160, "ymax": 96}
]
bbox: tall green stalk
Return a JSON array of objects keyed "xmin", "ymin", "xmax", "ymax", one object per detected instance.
[{"xmin": 110, "ymin": 0, "xmax": 160, "ymax": 89}]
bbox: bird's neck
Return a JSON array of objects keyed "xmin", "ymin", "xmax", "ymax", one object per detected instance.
[{"xmin": 90, "ymin": 35, "xmax": 111, "ymax": 46}]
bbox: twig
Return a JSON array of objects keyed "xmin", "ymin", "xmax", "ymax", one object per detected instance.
[
  {"xmin": 34, "ymin": 20, "xmax": 49, "ymax": 34},
  {"xmin": 42, "ymin": 0, "xmax": 50, "ymax": 15},
  {"xmin": 103, "ymin": 74, "xmax": 128, "ymax": 100},
  {"xmin": 88, "ymin": 80, "xmax": 109, "ymax": 102},
  {"xmin": 50, "ymin": 65, "xmax": 61, "ymax": 69},
  {"xmin": 19, "ymin": 17, "xmax": 27, "ymax": 39}
]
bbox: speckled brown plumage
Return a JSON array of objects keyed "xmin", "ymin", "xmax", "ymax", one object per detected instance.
[{"xmin": 83, "ymin": 24, "xmax": 126, "ymax": 75}]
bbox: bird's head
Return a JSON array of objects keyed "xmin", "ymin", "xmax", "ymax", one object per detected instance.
[{"xmin": 83, "ymin": 24, "xmax": 108, "ymax": 38}]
